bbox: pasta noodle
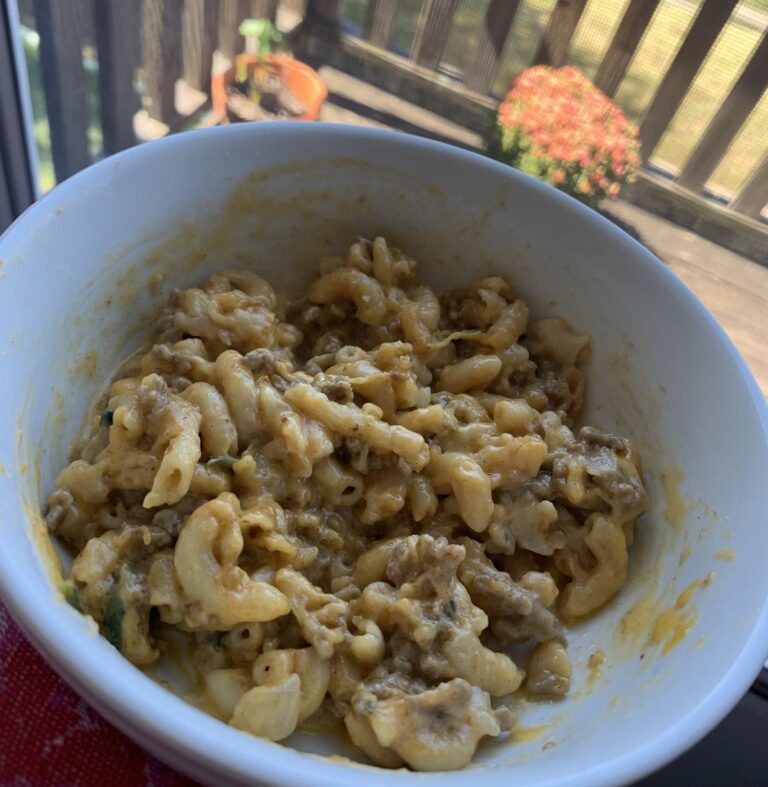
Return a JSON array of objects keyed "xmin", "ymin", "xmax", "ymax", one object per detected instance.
[{"xmin": 45, "ymin": 236, "xmax": 647, "ymax": 770}]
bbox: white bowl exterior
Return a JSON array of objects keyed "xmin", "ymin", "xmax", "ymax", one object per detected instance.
[{"xmin": 0, "ymin": 124, "xmax": 767, "ymax": 786}]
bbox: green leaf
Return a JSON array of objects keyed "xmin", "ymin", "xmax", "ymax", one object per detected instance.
[
  {"xmin": 62, "ymin": 579, "xmax": 82, "ymax": 613},
  {"xmin": 239, "ymin": 18, "xmax": 268, "ymax": 37},
  {"xmin": 206, "ymin": 455, "xmax": 238, "ymax": 470},
  {"xmin": 238, "ymin": 18, "xmax": 282, "ymax": 57},
  {"xmin": 103, "ymin": 583, "xmax": 124, "ymax": 651}
]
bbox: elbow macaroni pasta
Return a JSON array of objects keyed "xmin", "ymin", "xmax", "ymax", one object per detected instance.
[{"xmin": 46, "ymin": 237, "xmax": 647, "ymax": 770}]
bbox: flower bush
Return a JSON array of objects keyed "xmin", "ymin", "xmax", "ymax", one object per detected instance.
[{"xmin": 486, "ymin": 66, "xmax": 641, "ymax": 208}]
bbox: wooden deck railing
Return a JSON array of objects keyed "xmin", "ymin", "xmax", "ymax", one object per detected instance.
[
  {"xmin": 30, "ymin": 0, "xmax": 768, "ymax": 226},
  {"xmin": 32, "ymin": 0, "xmax": 275, "ymax": 181},
  {"xmin": 305, "ymin": 0, "xmax": 768, "ymax": 224}
]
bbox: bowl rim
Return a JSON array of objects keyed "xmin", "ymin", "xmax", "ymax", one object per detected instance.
[{"xmin": 1, "ymin": 121, "xmax": 768, "ymax": 786}]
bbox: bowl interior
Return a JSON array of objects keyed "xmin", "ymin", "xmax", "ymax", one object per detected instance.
[{"xmin": 1, "ymin": 124, "xmax": 767, "ymax": 787}]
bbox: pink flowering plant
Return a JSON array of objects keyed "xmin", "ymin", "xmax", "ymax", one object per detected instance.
[{"xmin": 486, "ymin": 66, "xmax": 641, "ymax": 208}]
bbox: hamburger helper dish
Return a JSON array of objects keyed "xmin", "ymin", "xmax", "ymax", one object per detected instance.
[{"xmin": 45, "ymin": 237, "xmax": 647, "ymax": 771}]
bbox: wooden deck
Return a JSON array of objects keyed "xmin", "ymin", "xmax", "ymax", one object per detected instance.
[
  {"xmin": 319, "ymin": 65, "xmax": 768, "ymax": 397},
  {"xmin": 608, "ymin": 200, "xmax": 768, "ymax": 396}
]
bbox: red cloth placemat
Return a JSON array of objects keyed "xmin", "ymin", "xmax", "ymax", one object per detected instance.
[{"xmin": 0, "ymin": 603, "xmax": 199, "ymax": 787}]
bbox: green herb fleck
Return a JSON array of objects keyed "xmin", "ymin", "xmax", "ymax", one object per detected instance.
[
  {"xmin": 206, "ymin": 455, "xmax": 238, "ymax": 470},
  {"xmin": 103, "ymin": 584, "xmax": 124, "ymax": 651},
  {"xmin": 100, "ymin": 409, "xmax": 114, "ymax": 427},
  {"xmin": 62, "ymin": 579, "xmax": 82, "ymax": 612},
  {"xmin": 390, "ymin": 247, "xmax": 403, "ymax": 260}
]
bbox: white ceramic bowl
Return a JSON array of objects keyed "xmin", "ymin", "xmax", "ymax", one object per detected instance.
[{"xmin": 1, "ymin": 124, "xmax": 767, "ymax": 787}]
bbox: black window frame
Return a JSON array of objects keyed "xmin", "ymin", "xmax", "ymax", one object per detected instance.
[{"xmin": 0, "ymin": 0, "xmax": 36, "ymax": 232}]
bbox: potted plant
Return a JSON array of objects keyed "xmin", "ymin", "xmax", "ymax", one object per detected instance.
[
  {"xmin": 486, "ymin": 66, "xmax": 640, "ymax": 208},
  {"xmin": 212, "ymin": 19, "xmax": 327, "ymax": 123}
]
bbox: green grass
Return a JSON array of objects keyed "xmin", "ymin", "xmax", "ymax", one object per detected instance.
[
  {"xmin": 339, "ymin": 0, "xmax": 766, "ymax": 197},
  {"xmin": 340, "ymin": 0, "xmax": 425, "ymax": 54},
  {"xmin": 339, "ymin": 0, "xmax": 366, "ymax": 29},
  {"xmin": 22, "ymin": 29, "xmax": 55, "ymax": 192},
  {"xmin": 441, "ymin": 1, "xmax": 488, "ymax": 74}
]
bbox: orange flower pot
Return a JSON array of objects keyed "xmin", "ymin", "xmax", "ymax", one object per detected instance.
[{"xmin": 212, "ymin": 54, "xmax": 327, "ymax": 123}]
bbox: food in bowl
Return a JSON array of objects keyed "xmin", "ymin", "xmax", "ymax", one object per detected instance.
[{"xmin": 45, "ymin": 235, "xmax": 647, "ymax": 770}]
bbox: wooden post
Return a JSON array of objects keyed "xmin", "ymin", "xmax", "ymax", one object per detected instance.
[
  {"xmin": 142, "ymin": 0, "xmax": 183, "ymax": 125},
  {"xmin": 411, "ymin": 0, "xmax": 458, "ymax": 71},
  {"xmin": 305, "ymin": 0, "xmax": 340, "ymax": 29},
  {"xmin": 95, "ymin": 0, "xmax": 139, "ymax": 154},
  {"xmin": 594, "ymin": 0, "xmax": 661, "ymax": 98},
  {"xmin": 183, "ymin": 0, "xmax": 218, "ymax": 92},
  {"xmin": 32, "ymin": 0, "xmax": 90, "ymax": 181},
  {"xmin": 281, "ymin": 0, "xmax": 309, "ymax": 21},
  {"xmin": 678, "ymin": 31, "xmax": 768, "ymax": 192},
  {"xmin": 638, "ymin": 0, "xmax": 739, "ymax": 162},
  {"xmin": 533, "ymin": 0, "xmax": 587, "ymax": 68},
  {"xmin": 730, "ymin": 151, "xmax": 768, "ymax": 220},
  {"xmin": 250, "ymin": 0, "xmax": 278, "ymax": 20},
  {"xmin": 465, "ymin": 0, "xmax": 521, "ymax": 94},
  {"xmin": 218, "ymin": 0, "xmax": 251, "ymax": 58},
  {"xmin": 365, "ymin": 0, "xmax": 400, "ymax": 49}
]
